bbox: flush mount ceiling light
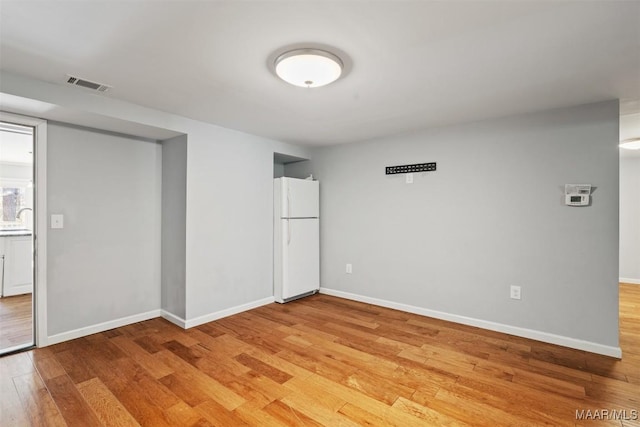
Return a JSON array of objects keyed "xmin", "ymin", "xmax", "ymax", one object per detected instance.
[
  {"xmin": 620, "ymin": 138, "xmax": 640, "ymax": 150},
  {"xmin": 274, "ymin": 48, "xmax": 343, "ymax": 88}
]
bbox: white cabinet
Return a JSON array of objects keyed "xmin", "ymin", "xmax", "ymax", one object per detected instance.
[
  {"xmin": 1, "ymin": 236, "xmax": 32, "ymax": 297},
  {"xmin": 0, "ymin": 238, "xmax": 3, "ymax": 296}
]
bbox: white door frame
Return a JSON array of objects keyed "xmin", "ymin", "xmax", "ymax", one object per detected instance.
[{"xmin": 0, "ymin": 111, "xmax": 48, "ymax": 347}]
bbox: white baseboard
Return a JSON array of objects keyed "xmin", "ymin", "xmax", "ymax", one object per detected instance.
[
  {"xmin": 161, "ymin": 310, "xmax": 186, "ymax": 328},
  {"xmin": 44, "ymin": 297, "xmax": 276, "ymax": 346},
  {"xmin": 620, "ymin": 277, "xmax": 640, "ymax": 285},
  {"xmin": 184, "ymin": 296, "xmax": 275, "ymax": 329},
  {"xmin": 319, "ymin": 287, "xmax": 622, "ymax": 359},
  {"xmin": 47, "ymin": 309, "xmax": 162, "ymax": 346}
]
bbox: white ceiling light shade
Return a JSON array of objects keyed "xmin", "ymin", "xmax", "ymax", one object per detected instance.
[
  {"xmin": 620, "ymin": 138, "xmax": 640, "ymax": 150},
  {"xmin": 275, "ymin": 49, "xmax": 343, "ymax": 88}
]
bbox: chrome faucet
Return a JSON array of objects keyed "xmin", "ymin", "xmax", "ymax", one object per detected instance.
[{"xmin": 16, "ymin": 207, "xmax": 32, "ymax": 219}]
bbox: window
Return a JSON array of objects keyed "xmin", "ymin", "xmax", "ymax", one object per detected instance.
[
  {"xmin": 0, "ymin": 121, "xmax": 34, "ymax": 231},
  {"xmin": 0, "ymin": 186, "xmax": 29, "ymax": 230}
]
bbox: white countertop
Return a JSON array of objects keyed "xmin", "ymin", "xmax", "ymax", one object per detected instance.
[{"xmin": 0, "ymin": 230, "xmax": 32, "ymax": 237}]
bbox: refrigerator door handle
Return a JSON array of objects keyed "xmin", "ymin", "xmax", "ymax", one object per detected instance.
[{"xmin": 287, "ymin": 220, "xmax": 291, "ymax": 245}]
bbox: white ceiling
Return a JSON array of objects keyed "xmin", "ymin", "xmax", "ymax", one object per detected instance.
[{"xmin": 0, "ymin": 1, "xmax": 639, "ymax": 146}]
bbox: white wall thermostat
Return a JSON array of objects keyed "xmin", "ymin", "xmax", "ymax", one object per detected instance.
[{"xmin": 565, "ymin": 184, "xmax": 591, "ymax": 206}]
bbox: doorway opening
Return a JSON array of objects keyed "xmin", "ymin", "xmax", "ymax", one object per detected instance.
[{"xmin": 0, "ymin": 121, "xmax": 35, "ymax": 355}]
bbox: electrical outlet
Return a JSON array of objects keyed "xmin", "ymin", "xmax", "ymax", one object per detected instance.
[
  {"xmin": 346, "ymin": 263, "xmax": 353, "ymax": 274},
  {"xmin": 406, "ymin": 173, "xmax": 413, "ymax": 184},
  {"xmin": 510, "ymin": 285, "xmax": 521, "ymax": 300}
]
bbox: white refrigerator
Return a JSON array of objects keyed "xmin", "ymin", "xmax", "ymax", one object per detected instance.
[{"xmin": 274, "ymin": 177, "xmax": 319, "ymax": 303}]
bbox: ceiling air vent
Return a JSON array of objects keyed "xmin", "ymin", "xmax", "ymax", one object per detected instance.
[{"xmin": 66, "ymin": 75, "xmax": 111, "ymax": 92}]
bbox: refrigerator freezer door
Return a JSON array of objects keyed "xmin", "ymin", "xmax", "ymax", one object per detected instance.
[
  {"xmin": 281, "ymin": 178, "xmax": 319, "ymax": 218},
  {"xmin": 281, "ymin": 218, "xmax": 319, "ymax": 300}
]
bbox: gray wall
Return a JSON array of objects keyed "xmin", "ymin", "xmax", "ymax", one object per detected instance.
[
  {"xmin": 274, "ymin": 162, "xmax": 285, "ymax": 178},
  {"xmin": 11, "ymin": 72, "xmax": 622, "ymax": 352},
  {"xmin": 307, "ymin": 101, "xmax": 619, "ymax": 348},
  {"xmin": 161, "ymin": 134, "xmax": 187, "ymax": 318},
  {"xmin": 2, "ymin": 71, "xmax": 312, "ymax": 332},
  {"xmin": 620, "ymin": 157, "xmax": 640, "ymax": 282},
  {"xmin": 47, "ymin": 124, "xmax": 162, "ymax": 335},
  {"xmin": 284, "ymin": 161, "xmax": 312, "ymax": 179},
  {"xmin": 184, "ymin": 128, "xmax": 305, "ymax": 319}
]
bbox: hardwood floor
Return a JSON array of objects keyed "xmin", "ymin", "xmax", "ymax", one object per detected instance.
[
  {"xmin": 1, "ymin": 284, "xmax": 638, "ymax": 426},
  {"xmin": 0, "ymin": 294, "xmax": 33, "ymax": 352}
]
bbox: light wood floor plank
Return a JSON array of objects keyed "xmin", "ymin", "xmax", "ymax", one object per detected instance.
[
  {"xmin": 0, "ymin": 294, "xmax": 33, "ymax": 351},
  {"xmin": 12, "ymin": 371, "xmax": 67, "ymax": 427},
  {"xmin": 43, "ymin": 375, "xmax": 102, "ymax": 427},
  {"xmin": 0, "ymin": 283, "xmax": 637, "ymax": 426},
  {"xmin": 75, "ymin": 377, "xmax": 140, "ymax": 427}
]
